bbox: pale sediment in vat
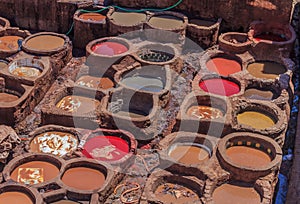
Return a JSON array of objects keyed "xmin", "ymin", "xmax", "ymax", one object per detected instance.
[
  {"xmin": 75, "ymin": 75, "xmax": 115, "ymax": 90},
  {"xmin": 173, "ymin": 92, "xmax": 231, "ymax": 136},
  {"xmin": 141, "ymin": 169, "xmax": 203, "ymax": 204},
  {"xmin": 3, "ymin": 153, "xmax": 63, "ymax": 187},
  {"xmin": 41, "ymin": 84, "xmax": 105, "ymax": 128}
]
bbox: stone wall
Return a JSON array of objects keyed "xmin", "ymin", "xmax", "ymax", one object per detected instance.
[
  {"xmin": 0, "ymin": 0, "xmax": 93, "ymax": 33},
  {"xmin": 112, "ymin": 0, "xmax": 294, "ymax": 31},
  {"xmin": 0, "ymin": 0, "xmax": 294, "ymax": 34}
]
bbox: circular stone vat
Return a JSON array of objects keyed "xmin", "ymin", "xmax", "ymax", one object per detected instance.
[
  {"xmin": 249, "ymin": 21, "xmax": 295, "ymax": 43},
  {"xmin": 199, "ymin": 78, "xmax": 240, "ymax": 96},
  {"xmin": 82, "ymin": 135, "xmax": 130, "ymax": 162},
  {"xmin": 217, "ymin": 132, "xmax": 282, "ymax": 180},
  {"xmin": 212, "ymin": 182, "xmax": 261, "ymax": 204},
  {"xmin": 29, "ymin": 129, "xmax": 79, "ymax": 157},
  {"xmin": 182, "ymin": 94, "xmax": 228, "ymax": 123},
  {"xmin": 135, "ymin": 44, "xmax": 176, "ymax": 64},
  {"xmin": 86, "ymin": 37, "xmax": 132, "ymax": 73},
  {"xmin": 75, "ymin": 75, "xmax": 114, "ymax": 90},
  {"xmin": 246, "ymin": 61, "xmax": 287, "ymax": 79},
  {"xmin": 168, "ymin": 143, "xmax": 212, "ymax": 165},
  {"xmin": 152, "ymin": 175, "xmax": 202, "ymax": 204},
  {"xmin": 61, "ymin": 160, "xmax": 107, "ymax": 191},
  {"xmin": 237, "ymin": 111, "xmax": 275, "ymax": 130},
  {"xmin": 218, "ymin": 32, "xmax": 252, "ymax": 53},
  {"xmin": 205, "ymin": 55, "xmax": 242, "ymax": 76},
  {"xmin": 78, "ymin": 12, "xmax": 106, "ymax": 21},
  {"xmin": 0, "ymin": 184, "xmax": 42, "ymax": 204},
  {"xmin": 56, "ymin": 95, "xmax": 101, "ymax": 114},
  {"xmin": 4, "ymin": 154, "xmax": 62, "ymax": 186},
  {"xmin": 22, "ymin": 32, "xmax": 68, "ymax": 55},
  {"xmin": 8, "ymin": 58, "xmax": 44, "ymax": 78},
  {"xmin": 0, "ymin": 35, "xmax": 23, "ymax": 52}
]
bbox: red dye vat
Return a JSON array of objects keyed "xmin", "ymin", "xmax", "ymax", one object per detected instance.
[
  {"xmin": 91, "ymin": 42, "xmax": 128, "ymax": 56},
  {"xmin": 82, "ymin": 136, "xmax": 130, "ymax": 162},
  {"xmin": 254, "ymin": 33, "xmax": 286, "ymax": 42},
  {"xmin": 206, "ymin": 57, "xmax": 242, "ymax": 76},
  {"xmin": 199, "ymin": 78, "xmax": 240, "ymax": 96}
]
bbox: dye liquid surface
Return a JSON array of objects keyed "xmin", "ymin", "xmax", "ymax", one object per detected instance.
[
  {"xmin": 212, "ymin": 183, "xmax": 261, "ymax": 204},
  {"xmin": 226, "ymin": 146, "xmax": 272, "ymax": 168}
]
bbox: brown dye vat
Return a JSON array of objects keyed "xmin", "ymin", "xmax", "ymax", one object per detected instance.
[
  {"xmin": 25, "ymin": 34, "xmax": 65, "ymax": 51},
  {"xmin": 149, "ymin": 15, "xmax": 184, "ymax": 30},
  {"xmin": 217, "ymin": 132, "xmax": 282, "ymax": 182},
  {"xmin": 78, "ymin": 13, "xmax": 106, "ymax": 21},
  {"xmin": 226, "ymin": 146, "xmax": 271, "ymax": 168},
  {"xmin": 0, "ymin": 92, "xmax": 19, "ymax": 102},
  {"xmin": 237, "ymin": 111, "xmax": 275, "ymax": 129},
  {"xmin": 29, "ymin": 131, "xmax": 78, "ymax": 157},
  {"xmin": 168, "ymin": 143, "xmax": 211, "ymax": 165},
  {"xmin": 186, "ymin": 105, "xmax": 223, "ymax": 119},
  {"xmin": 61, "ymin": 167, "xmax": 105, "ymax": 191},
  {"xmin": 212, "ymin": 183, "xmax": 261, "ymax": 204},
  {"xmin": 11, "ymin": 66, "xmax": 42, "ymax": 78},
  {"xmin": 155, "ymin": 183, "xmax": 200, "ymax": 203},
  {"xmin": 75, "ymin": 76, "xmax": 114, "ymax": 90},
  {"xmin": 56, "ymin": 95, "xmax": 101, "ymax": 114},
  {"xmin": 0, "ymin": 191, "xmax": 33, "ymax": 204},
  {"xmin": 11, "ymin": 161, "xmax": 59, "ymax": 185},
  {"xmin": 0, "ymin": 35, "xmax": 23, "ymax": 52},
  {"xmin": 110, "ymin": 11, "xmax": 146, "ymax": 26},
  {"xmin": 247, "ymin": 61, "xmax": 287, "ymax": 79},
  {"xmin": 243, "ymin": 88, "xmax": 274, "ymax": 100}
]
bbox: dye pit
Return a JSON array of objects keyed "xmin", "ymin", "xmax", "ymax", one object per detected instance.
[{"xmin": 0, "ymin": 1, "xmax": 298, "ymax": 204}]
